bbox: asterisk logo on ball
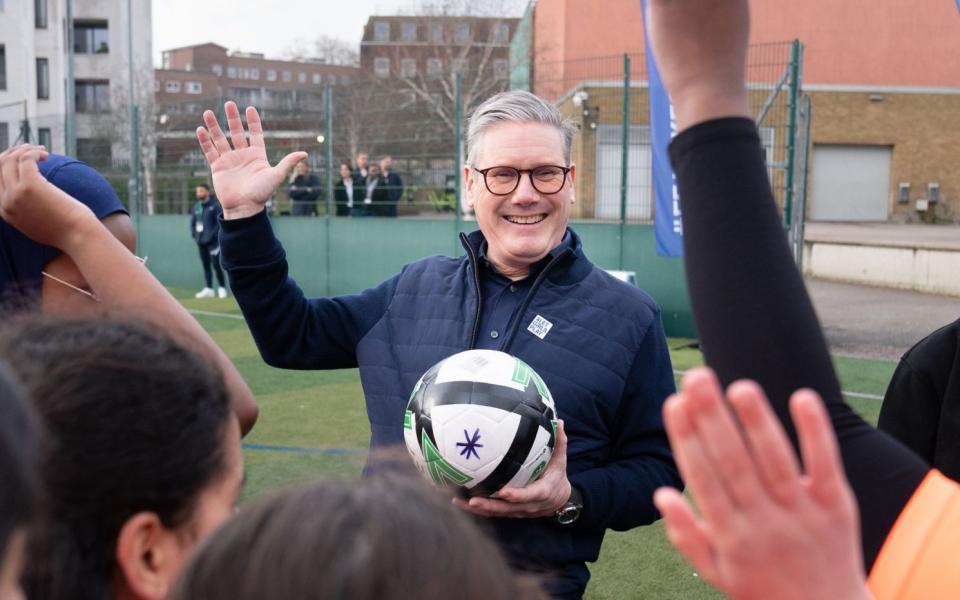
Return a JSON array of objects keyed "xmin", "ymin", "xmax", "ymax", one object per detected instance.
[{"xmin": 456, "ymin": 428, "xmax": 483, "ymax": 460}]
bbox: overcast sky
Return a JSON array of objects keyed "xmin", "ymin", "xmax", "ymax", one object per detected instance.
[
  {"xmin": 151, "ymin": 1, "xmax": 417, "ymax": 65},
  {"xmin": 151, "ymin": 0, "xmax": 526, "ymax": 66}
]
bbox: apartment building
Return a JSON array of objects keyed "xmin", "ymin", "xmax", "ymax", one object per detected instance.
[{"xmin": 0, "ymin": 0, "xmax": 152, "ymax": 168}]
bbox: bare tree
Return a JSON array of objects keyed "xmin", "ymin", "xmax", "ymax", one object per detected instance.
[
  {"xmin": 397, "ymin": 0, "xmax": 527, "ymax": 17},
  {"xmin": 283, "ymin": 35, "xmax": 359, "ymax": 66},
  {"xmin": 92, "ymin": 71, "xmax": 159, "ymax": 214}
]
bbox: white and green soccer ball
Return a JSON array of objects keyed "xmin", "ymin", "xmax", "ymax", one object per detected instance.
[{"xmin": 403, "ymin": 349, "xmax": 558, "ymax": 496}]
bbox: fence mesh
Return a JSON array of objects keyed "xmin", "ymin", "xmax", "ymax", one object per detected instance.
[{"xmin": 5, "ymin": 42, "xmax": 804, "ymax": 228}]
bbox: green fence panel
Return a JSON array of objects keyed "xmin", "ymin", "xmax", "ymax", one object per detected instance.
[{"xmin": 140, "ymin": 215, "xmax": 695, "ymax": 338}]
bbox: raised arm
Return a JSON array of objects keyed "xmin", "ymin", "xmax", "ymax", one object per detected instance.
[
  {"xmin": 645, "ymin": 0, "xmax": 928, "ymax": 574},
  {"xmin": 196, "ymin": 101, "xmax": 306, "ymax": 220},
  {"xmin": 0, "ymin": 145, "xmax": 258, "ymax": 435}
]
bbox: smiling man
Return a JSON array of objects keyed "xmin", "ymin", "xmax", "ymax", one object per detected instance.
[{"xmin": 198, "ymin": 91, "xmax": 680, "ymax": 599}]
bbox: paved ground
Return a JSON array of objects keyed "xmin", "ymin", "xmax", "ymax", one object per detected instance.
[{"xmin": 807, "ymin": 277, "xmax": 960, "ymax": 360}]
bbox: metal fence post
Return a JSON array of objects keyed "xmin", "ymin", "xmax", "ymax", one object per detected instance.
[
  {"xmin": 454, "ymin": 71, "xmax": 463, "ymax": 251},
  {"xmin": 324, "ymin": 85, "xmax": 333, "ymax": 295},
  {"xmin": 324, "ymin": 85, "xmax": 334, "ymax": 216},
  {"xmin": 618, "ymin": 54, "xmax": 631, "ymax": 270},
  {"xmin": 783, "ymin": 40, "xmax": 802, "ymax": 230},
  {"xmin": 130, "ymin": 104, "xmax": 141, "ymax": 241}
]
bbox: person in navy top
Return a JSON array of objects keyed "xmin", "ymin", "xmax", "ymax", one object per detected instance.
[
  {"xmin": 0, "ymin": 153, "xmax": 134, "ymax": 313},
  {"xmin": 0, "ymin": 145, "xmax": 258, "ymax": 433},
  {"xmin": 197, "ymin": 94, "xmax": 680, "ymax": 599}
]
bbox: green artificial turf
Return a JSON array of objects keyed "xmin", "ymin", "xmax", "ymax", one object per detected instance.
[{"xmin": 174, "ymin": 291, "xmax": 896, "ymax": 599}]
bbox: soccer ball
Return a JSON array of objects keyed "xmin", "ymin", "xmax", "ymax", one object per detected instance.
[{"xmin": 403, "ymin": 349, "xmax": 558, "ymax": 497}]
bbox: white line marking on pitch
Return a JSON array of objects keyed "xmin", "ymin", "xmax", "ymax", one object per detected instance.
[
  {"xmin": 672, "ymin": 369, "xmax": 883, "ymax": 401},
  {"xmin": 188, "ymin": 309, "xmax": 246, "ymax": 320}
]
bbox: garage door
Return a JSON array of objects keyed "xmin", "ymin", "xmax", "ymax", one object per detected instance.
[
  {"xmin": 810, "ymin": 145, "xmax": 891, "ymax": 221},
  {"xmin": 595, "ymin": 125, "xmax": 652, "ymax": 221}
]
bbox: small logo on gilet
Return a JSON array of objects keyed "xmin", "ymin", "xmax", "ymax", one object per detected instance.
[{"xmin": 527, "ymin": 315, "xmax": 553, "ymax": 340}]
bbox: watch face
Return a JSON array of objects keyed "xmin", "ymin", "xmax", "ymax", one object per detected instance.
[{"xmin": 556, "ymin": 504, "xmax": 581, "ymax": 525}]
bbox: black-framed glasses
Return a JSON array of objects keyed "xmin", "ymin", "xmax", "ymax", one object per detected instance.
[{"xmin": 473, "ymin": 165, "xmax": 571, "ymax": 196}]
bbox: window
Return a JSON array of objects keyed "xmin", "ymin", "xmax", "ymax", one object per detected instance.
[
  {"xmin": 164, "ymin": 80, "xmax": 181, "ymax": 93},
  {"xmin": 38, "ymin": 128, "xmax": 51, "ymax": 150},
  {"xmin": 312, "ymin": 73, "xmax": 321, "ymax": 85},
  {"xmin": 74, "ymin": 20, "xmax": 109, "ymax": 54},
  {"xmin": 454, "ymin": 23, "xmax": 470, "ymax": 44},
  {"xmin": 401, "ymin": 21, "xmax": 417, "ymax": 42},
  {"xmin": 36, "ymin": 58, "xmax": 49, "ymax": 99},
  {"xmin": 0, "ymin": 46, "xmax": 5, "ymax": 90},
  {"xmin": 281, "ymin": 70, "xmax": 291, "ymax": 82},
  {"xmin": 35, "ymin": 0, "xmax": 47, "ymax": 28},
  {"xmin": 401, "ymin": 58, "xmax": 417, "ymax": 78},
  {"xmin": 373, "ymin": 20, "xmax": 390, "ymax": 42},
  {"xmin": 266, "ymin": 69, "xmax": 276, "ymax": 81},
  {"xmin": 229, "ymin": 87, "xmax": 260, "ymax": 107},
  {"xmin": 328, "ymin": 74, "xmax": 337, "ymax": 85},
  {"xmin": 211, "ymin": 63, "xmax": 223, "ymax": 76},
  {"xmin": 374, "ymin": 57, "xmax": 390, "ymax": 78},
  {"xmin": 250, "ymin": 68, "xmax": 259, "ymax": 80},
  {"xmin": 76, "ymin": 138, "xmax": 111, "ymax": 169},
  {"xmin": 429, "ymin": 22, "xmax": 444, "ymax": 43},
  {"xmin": 76, "ymin": 80, "xmax": 110, "ymax": 113},
  {"xmin": 492, "ymin": 23, "xmax": 510, "ymax": 44},
  {"xmin": 0, "ymin": 123, "xmax": 8, "ymax": 150},
  {"xmin": 426, "ymin": 57, "xmax": 442, "ymax": 78},
  {"xmin": 451, "ymin": 57, "xmax": 469, "ymax": 73},
  {"xmin": 185, "ymin": 81, "xmax": 202, "ymax": 94},
  {"xmin": 298, "ymin": 72, "xmax": 306, "ymax": 83},
  {"xmin": 226, "ymin": 66, "xmax": 237, "ymax": 78},
  {"xmin": 494, "ymin": 59, "xmax": 509, "ymax": 79}
]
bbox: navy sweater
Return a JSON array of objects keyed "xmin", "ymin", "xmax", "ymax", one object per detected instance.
[{"xmin": 220, "ymin": 214, "xmax": 680, "ymax": 597}]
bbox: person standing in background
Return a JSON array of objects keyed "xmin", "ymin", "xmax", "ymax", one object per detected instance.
[
  {"xmin": 191, "ymin": 183, "xmax": 227, "ymax": 299},
  {"xmin": 361, "ymin": 163, "xmax": 388, "ymax": 217},
  {"xmin": 379, "ymin": 156, "xmax": 404, "ymax": 217},
  {"xmin": 334, "ymin": 162, "xmax": 358, "ymax": 217},
  {"xmin": 353, "ymin": 152, "xmax": 369, "ymax": 181},
  {"xmin": 288, "ymin": 162, "xmax": 321, "ymax": 216}
]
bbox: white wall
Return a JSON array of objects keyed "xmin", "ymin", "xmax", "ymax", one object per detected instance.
[{"xmin": 804, "ymin": 241, "xmax": 960, "ymax": 296}]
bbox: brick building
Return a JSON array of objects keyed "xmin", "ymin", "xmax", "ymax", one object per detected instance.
[
  {"xmin": 359, "ymin": 15, "xmax": 517, "ymax": 83},
  {"xmin": 154, "ymin": 43, "xmax": 361, "ymax": 168},
  {"xmin": 525, "ymin": 0, "xmax": 960, "ymax": 222}
]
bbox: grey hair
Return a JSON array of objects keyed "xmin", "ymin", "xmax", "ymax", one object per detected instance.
[{"xmin": 465, "ymin": 90, "xmax": 577, "ymax": 168}]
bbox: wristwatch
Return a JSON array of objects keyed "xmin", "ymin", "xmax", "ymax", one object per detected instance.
[{"xmin": 555, "ymin": 486, "xmax": 584, "ymax": 525}]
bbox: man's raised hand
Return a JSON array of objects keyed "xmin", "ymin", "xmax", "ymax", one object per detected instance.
[{"xmin": 196, "ymin": 101, "xmax": 307, "ymax": 219}]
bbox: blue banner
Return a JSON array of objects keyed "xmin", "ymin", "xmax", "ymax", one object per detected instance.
[{"xmin": 641, "ymin": 0, "xmax": 684, "ymax": 257}]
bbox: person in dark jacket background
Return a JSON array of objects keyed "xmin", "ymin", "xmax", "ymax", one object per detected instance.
[
  {"xmin": 379, "ymin": 155, "xmax": 404, "ymax": 217},
  {"xmin": 360, "ymin": 163, "xmax": 389, "ymax": 217},
  {"xmin": 197, "ymin": 93, "xmax": 681, "ymax": 600},
  {"xmin": 288, "ymin": 162, "xmax": 321, "ymax": 216},
  {"xmin": 878, "ymin": 317, "xmax": 960, "ymax": 481},
  {"xmin": 190, "ymin": 183, "xmax": 226, "ymax": 298},
  {"xmin": 333, "ymin": 162, "xmax": 359, "ymax": 217}
]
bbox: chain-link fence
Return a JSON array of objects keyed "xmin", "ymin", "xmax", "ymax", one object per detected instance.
[{"xmin": 8, "ymin": 41, "xmax": 806, "ymax": 232}]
